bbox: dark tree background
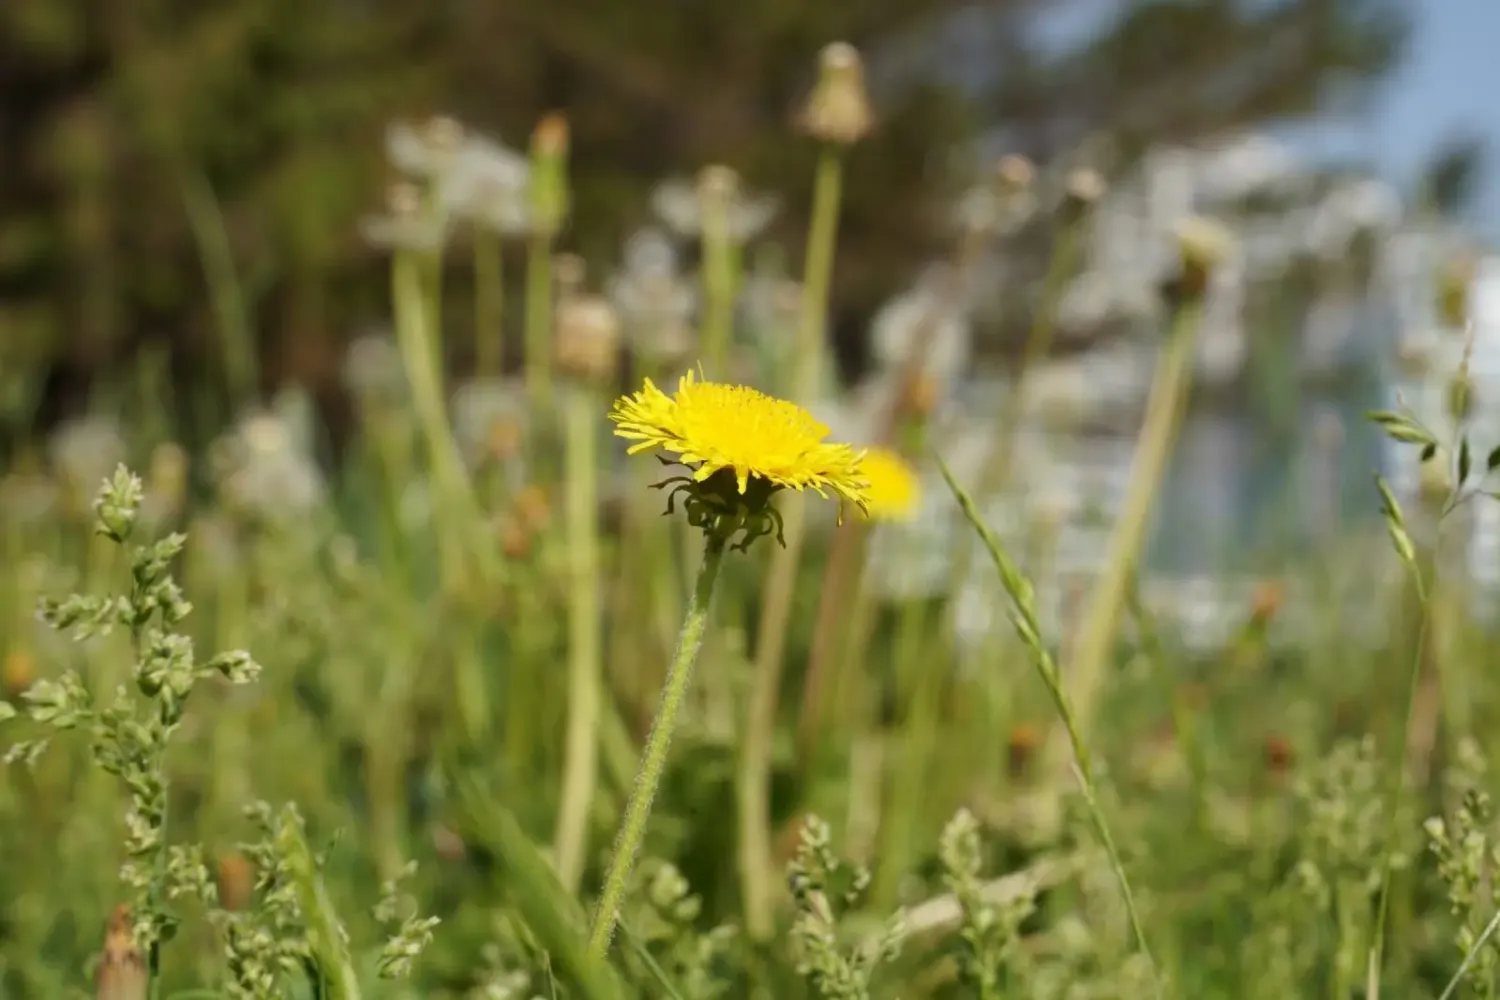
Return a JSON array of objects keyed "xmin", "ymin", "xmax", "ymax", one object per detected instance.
[{"xmin": 0, "ymin": 0, "xmax": 1408, "ymax": 428}]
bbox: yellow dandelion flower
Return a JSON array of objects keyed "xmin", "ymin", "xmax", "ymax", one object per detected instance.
[
  {"xmin": 610, "ymin": 370, "xmax": 869, "ymax": 544},
  {"xmin": 858, "ymin": 446, "xmax": 920, "ymax": 521}
]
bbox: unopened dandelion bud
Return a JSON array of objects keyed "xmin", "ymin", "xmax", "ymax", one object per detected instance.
[
  {"xmin": 1063, "ymin": 168, "xmax": 1106, "ymax": 210},
  {"xmin": 555, "ymin": 295, "xmax": 621, "ymax": 382},
  {"xmin": 1172, "ymin": 215, "xmax": 1235, "ymax": 302},
  {"xmin": 796, "ymin": 42, "xmax": 875, "ymax": 145},
  {"xmin": 528, "ymin": 113, "xmax": 571, "ymax": 238},
  {"xmin": 997, "ymin": 154, "xmax": 1035, "ymax": 192}
]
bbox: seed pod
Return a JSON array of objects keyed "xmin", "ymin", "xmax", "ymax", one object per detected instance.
[{"xmin": 796, "ymin": 42, "xmax": 875, "ymax": 145}]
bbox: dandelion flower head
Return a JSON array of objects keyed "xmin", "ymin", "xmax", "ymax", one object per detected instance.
[
  {"xmin": 610, "ymin": 370, "xmax": 869, "ymax": 515},
  {"xmin": 858, "ymin": 446, "xmax": 921, "ymax": 522}
]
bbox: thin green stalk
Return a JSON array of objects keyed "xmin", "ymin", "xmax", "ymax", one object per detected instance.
[
  {"xmin": 588, "ymin": 533, "xmax": 727, "ymax": 957},
  {"xmin": 798, "ymin": 522, "xmax": 870, "ymax": 766},
  {"xmin": 1043, "ymin": 298, "xmax": 1205, "ymax": 776},
  {"xmin": 555, "ymin": 386, "xmax": 604, "ymax": 892},
  {"xmin": 795, "ymin": 147, "xmax": 843, "ymax": 395},
  {"xmin": 700, "ymin": 205, "xmax": 738, "ymax": 379},
  {"xmin": 934, "ymin": 214, "xmax": 1082, "ymax": 634},
  {"xmin": 525, "ymin": 232, "xmax": 554, "ymax": 411},
  {"xmin": 177, "ymin": 167, "xmax": 257, "ymax": 411},
  {"xmin": 392, "ymin": 248, "xmax": 488, "ymax": 598},
  {"xmin": 278, "ymin": 807, "xmax": 362, "ymax": 1000},
  {"xmin": 421, "ymin": 187, "xmax": 448, "ymax": 389},
  {"xmin": 739, "ymin": 142, "xmax": 846, "ymax": 941},
  {"xmin": 474, "ymin": 228, "xmax": 506, "ymax": 377},
  {"xmin": 938, "ymin": 457, "xmax": 1161, "ymax": 995},
  {"xmin": 1366, "ymin": 494, "xmax": 1438, "ymax": 999},
  {"xmin": 978, "ymin": 220, "xmax": 1082, "ymax": 499},
  {"xmin": 1439, "ymin": 907, "xmax": 1500, "ymax": 1000},
  {"xmin": 873, "ymin": 597, "xmax": 941, "ymax": 907}
]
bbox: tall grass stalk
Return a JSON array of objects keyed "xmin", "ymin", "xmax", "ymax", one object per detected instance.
[
  {"xmin": 278, "ymin": 808, "xmax": 362, "ymax": 1000},
  {"xmin": 473, "ymin": 229, "xmax": 506, "ymax": 377},
  {"xmin": 699, "ymin": 189, "xmax": 738, "ymax": 379},
  {"xmin": 796, "ymin": 202, "xmax": 993, "ymax": 768},
  {"xmin": 524, "ymin": 235, "xmax": 554, "ymax": 411},
  {"xmin": 178, "ymin": 168, "xmax": 257, "ymax": 411},
  {"xmin": 738, "ymin": 143, "xmax": 845, "ymax": 941},
  {"xmin": 588, "ymin": 533, "xmax": 728, "ymax": 956},
  {"xmin": 391, "ymin": 247, "xmax": 471, "ymax": 586},
  {"xmin": 1366, "ymin": 474, "xmax": 1438, "ymax": 999},
  {"xmin": 938, "ymin": 456, "xmax": 1162, "ymax": 994},
  {"xmin": 873, "ymin": 597, "xmax": 945, "ymax": 908},
  {"xmin": 554, "ymin": 385, "xmax": 604, "ymax": 892},
  {"xmin": 974, "ymin": 218, "xmax": 1084, "ymax": 500},
  {"xmin": 1042, "ymin": 296, "xmax": 1205, "ymax": 780}
]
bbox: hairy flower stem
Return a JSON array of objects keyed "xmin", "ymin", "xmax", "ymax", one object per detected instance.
[
  {"xmin": 473, "ymin": 229, "xmax": 505, "ymax": 378},
  {"xmin": 588, "ymin": 533, "xmax": 727, "ymax": 957},
  {"xmin": 1042, "ymin": 297, "xmax": 1205, "ymax": 779},
  {"xmin": 554, "ymin": 387, "xmax": 604, "ymax": 892},
  {"xmin": 740, "ymin": 142, "xmax": 846, "ymax": 942}
]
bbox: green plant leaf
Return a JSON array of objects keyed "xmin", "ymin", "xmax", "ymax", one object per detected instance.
[{"xmin": 452, "ymin": 777, "xmax": 631, "ymax": 1000}]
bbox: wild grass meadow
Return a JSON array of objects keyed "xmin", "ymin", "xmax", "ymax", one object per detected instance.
[{"xmin": 4, "ymin": 38, "xmax": 1500, "ymax": 1000}]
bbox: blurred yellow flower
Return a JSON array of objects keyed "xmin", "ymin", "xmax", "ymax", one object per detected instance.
[
  {"xmin": 610, "ymin": 369, "xmax": 868, "ymax": 511},
  {"xmin": 858, "ymin": 446, "xmax": 920, "ymax": 521}
]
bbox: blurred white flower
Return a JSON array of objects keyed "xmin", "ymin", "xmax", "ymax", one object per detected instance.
[
  {"xmin": 342, "ymin": 330, "xmax": 407, "ymax": 404},
  {"xmin": 868, "ymin": 265, "xmax": 972, "ymax": 387},
  {"xmin": 651, "ymin": 173, "xmax": 779, "ymax": 243},
  {"xmin": 1191, "ymin": 134, "xmax": 1297, "ymax": 203},
  {"xmin": 950, "ymin": 173, "xmax": 1036, "ymax": 237},
  {"xmin": 385, "ymin": 116, "xmax": 467, "ymax": 179},
  {"xmin": 48, "ymin": 415, "xmax": 126, "ymax": 500},
  {"xmin": 608, "ymin": 227, "xmax": 697, "ymax": 362},
  {"xmin": 440, "ymin": 133, "xmax": 531, "ymax": 236},
  {"xmin": 1304, "ymin": 178, "xmax": 1402, "ymax": 260},
  {"xmin": 360, "ymin": 182, "xmax": 448, "ymax": 252},
  {"xmin": 450, "ymin": 376, "xmax": 529, "ymax": 471},
  {"xmin": 1056, "ymin": 267, "xmax": 1160, "ymax": 336},
  {"xmin": 212, "ymin": 406, "xmax": 326, "ymax": 523}
]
